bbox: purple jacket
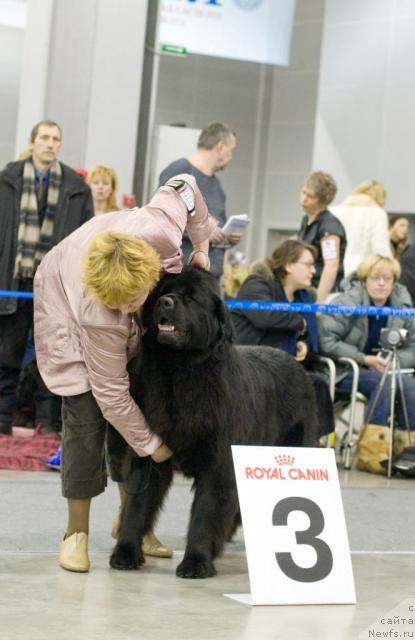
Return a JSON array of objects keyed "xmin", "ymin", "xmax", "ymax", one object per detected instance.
[{"xmin": 33, "ymin": 175, "xmax": 217, "ymax": 457}]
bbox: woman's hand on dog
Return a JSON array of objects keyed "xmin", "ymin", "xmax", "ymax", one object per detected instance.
[{"xmin": 151, "ymin": 443, "xmax": 173, "ymax": 463}]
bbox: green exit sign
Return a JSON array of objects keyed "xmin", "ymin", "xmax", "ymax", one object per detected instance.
[{"xmin": 160, "ymin": 43, "xmax": 188, "ymax": 56}]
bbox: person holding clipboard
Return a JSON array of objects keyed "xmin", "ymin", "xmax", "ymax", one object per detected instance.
[
  {"xmin": 159, "ymin": 122, "xmax": 243, "ymax": 284},
  {"xmin": 216, "ymin": 214, "xmax": 251, "ymax": 249}
]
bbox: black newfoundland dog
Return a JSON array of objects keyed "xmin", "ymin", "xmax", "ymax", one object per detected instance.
[{"xmin": 108, "ymin": 266, "xmax": 318, "ymax": 578}]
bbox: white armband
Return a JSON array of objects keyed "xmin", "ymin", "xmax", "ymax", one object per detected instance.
[
  {"xmin": 165, "ymin": 179, "xmax": 195, "ymax": 216},
  {"xmin": 321, "ymin": 237, "xmax": 338, "ymax": 260}
]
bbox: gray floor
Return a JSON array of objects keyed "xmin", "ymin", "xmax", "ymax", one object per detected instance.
[{"xmin": 1, "ymin": 468, "xmax": 415, "ymax": 640}]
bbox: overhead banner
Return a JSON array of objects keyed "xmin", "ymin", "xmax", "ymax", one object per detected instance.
[{"xmin": 159, "ymin": 0, "xmax": 296, "ymax": 66}]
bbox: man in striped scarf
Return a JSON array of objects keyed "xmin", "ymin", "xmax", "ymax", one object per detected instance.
[{"xmin": 0, "ymin": 120, "xmax": 93, "ymax": 434}]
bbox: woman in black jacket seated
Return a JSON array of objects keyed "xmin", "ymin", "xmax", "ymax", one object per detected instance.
[{"xmin": 231, "ymin": 239, "xmax": 334, "ymax": 439}]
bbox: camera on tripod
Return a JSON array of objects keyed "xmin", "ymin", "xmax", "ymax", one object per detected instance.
[{"xmin": 379, "ymin": 327, "xmax": 408, "ymax": 349}]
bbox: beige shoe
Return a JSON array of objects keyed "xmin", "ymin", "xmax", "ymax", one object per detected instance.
[
  {"xmin": 59, "ymin": 532, "xmax": 90, "ymax": 572},
  {"xmin": 142, "ymin": 531, "xmax": 173, "ymax": 558},
  {"xmin": 111, "ymin": 508, "xmax": 172, "ymax": 557},
  {"xmin": 111, "ymin": 507, "xmax": 122, "ymax": 540}
]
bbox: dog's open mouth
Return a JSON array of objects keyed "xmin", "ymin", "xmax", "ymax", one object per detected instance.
[{"xmin": 157, "ymin": 323, "xmax": 186, "ymax": 338}]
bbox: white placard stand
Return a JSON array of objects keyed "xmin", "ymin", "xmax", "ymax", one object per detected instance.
[{"xmin": 225, "ymin": 446, "xmax": 356, "ymax": 606}]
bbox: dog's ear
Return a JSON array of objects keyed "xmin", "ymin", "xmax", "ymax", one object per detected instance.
[{"xmin": 214, "ymin": 295, "xmax": 235, "ymax": 344}]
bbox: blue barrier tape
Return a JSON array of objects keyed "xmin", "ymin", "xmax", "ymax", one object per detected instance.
[
  {"xmin": 0, "ymin": 290, "xmax": 33, "ymax": 299},
  {"xmin": 1, "ymin": 289, "xmax": 415, "ymax": 318},
  {"xmin": 225, "ymin": 299, "xmax": 415, "ymax": 318}
]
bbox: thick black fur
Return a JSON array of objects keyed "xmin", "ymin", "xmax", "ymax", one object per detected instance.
[{"xmin": 108, "ymin": 266, "xmax": 319, "ymax": 578}]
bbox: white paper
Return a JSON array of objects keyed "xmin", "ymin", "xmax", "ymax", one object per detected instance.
[{"xmin": 216, "ymin": 214, "xmax": 251, "ymax": 248}]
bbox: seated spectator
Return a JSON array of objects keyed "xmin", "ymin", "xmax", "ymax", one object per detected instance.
[
  {"xmin": 318, "ymin": 255, "xmax": 415, "ymax": 436},
  {"xmin": 88, "ymin": 165, "xmax": 118, "ymax": 215},
  {"xmin": 400, "ymin": 242, "xmax": 415, "ymax": 303},
  {"xmin": 298, "ymin": 171, "xmax": 346, "ymax": 302},
  {"xmin": 331, "ymin": 180, "xmax": 391, "ymax": 276},
  {"xmin": 231, "ymin": 239, "xmax": 334, "ymax": 438},
  {"xmin": 389, "ymin": 214, "xmax": 410, "ymax": 260}
]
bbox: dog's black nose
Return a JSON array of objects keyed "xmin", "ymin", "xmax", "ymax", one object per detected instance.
[{"xmin": 157, "ymin": 295, "xmax": 175, "ymax": 310}]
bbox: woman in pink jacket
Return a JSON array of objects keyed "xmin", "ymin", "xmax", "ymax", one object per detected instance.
[{"xmin": 33, "ymin": 175, "xmax": 216, "ymax": 572}]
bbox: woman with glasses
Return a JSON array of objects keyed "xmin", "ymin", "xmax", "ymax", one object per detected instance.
[
  {"xmin": 319, "ymin": 255, "xmax": 415, "ymax": 469},
  {"xmin": 231, "ymin": 239, "xmax": 334, "ymax": 440}
]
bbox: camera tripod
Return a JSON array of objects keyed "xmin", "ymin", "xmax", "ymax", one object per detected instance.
[{"xmin": 364, "ymin": 348, "xmax": 411, "ymax": 478}]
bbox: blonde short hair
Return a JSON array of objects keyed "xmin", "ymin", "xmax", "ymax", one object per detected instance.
[
  {"xmin": 352, "ymin": 180, "xmax": 386, "ymax": 208},
  {"xmin": 83, "ymin": 231, "xmax": 161, "ymax": 308},
  {"xmin": 357, "ymin": 254, "xmax": 401, "ymax": 283}
]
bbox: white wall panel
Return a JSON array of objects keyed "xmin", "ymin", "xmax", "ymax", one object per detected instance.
[
  {"xmin": 84, "ymin": 0, "xmax": 148, "ymax": 197},
  {"xmin": 0, "ymin": 24, "xmax": 25, "ymax": 165},
  {"xmin": 314, "ymin": 0, "xmax": 415, "ymax": 213},
  {"xmin": 15, "ymin": 0, "xmax": 148, "ymax": 198},
  {"xmin": 271, "ymin": 72, "xmax": 319, "ymax": 123},
  {"xmin": 263, "ymin": 172, "xmax": 305, "ymax": 230},
  {"xmin": 14, "ymin": 0, "xmax": 52, "ymax": 158},
  {"xmin": 324, "ymin": 0, "xmax": 393, "ymax": 24}
]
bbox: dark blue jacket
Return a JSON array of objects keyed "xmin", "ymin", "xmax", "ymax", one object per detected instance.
[{"xmin": 231, "ymin": 266, "xmax": 319, "ymax": 357}]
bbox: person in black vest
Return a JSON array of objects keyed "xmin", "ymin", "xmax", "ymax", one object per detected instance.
[
  {"xmin": 298, "ymin": 171, "xmax": 346, "ymax": 302},
  {"xmin": 0, "ymin": 120, "xmax": 93, "ymax": 434}
]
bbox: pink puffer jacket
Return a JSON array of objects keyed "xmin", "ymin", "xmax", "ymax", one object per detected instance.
[{"xmin": 33, "ymin": 175, "xmax": 217, "ymax": 456}]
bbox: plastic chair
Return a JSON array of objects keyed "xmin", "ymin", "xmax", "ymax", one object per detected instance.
[
  {"xmin": 300, "ymin": 355, "xmax": 365, "ymax": 459},
  {"xmin": 316, "ymin": 355, "xmax": 367, "ymax": 465},
  {"xmin": 317, "ymin": 356, "xmax": 337, "ymax": 448},
  {"xmin": 334, "ymin": 357, "xmax": 367, "ymax": 469}
]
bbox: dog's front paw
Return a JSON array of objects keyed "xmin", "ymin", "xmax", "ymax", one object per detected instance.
[
  {"xmin": 110, "ymin": 541, "xmax": 145, "ymax": 570},
  {"xmin": 176, "ymin": 553, "xmax": 216, "ymax": 579}
]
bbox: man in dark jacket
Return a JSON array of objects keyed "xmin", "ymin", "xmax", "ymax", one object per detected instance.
[{"xmin": 0, "ymin": 119, "xmax": 93, "ymax": 433}]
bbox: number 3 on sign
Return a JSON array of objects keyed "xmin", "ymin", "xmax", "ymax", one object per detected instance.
[
  {"xmin": 273, "ymin": 497, "xmax": 333, "ymax": 583},
  {"xmin": 229, "ymin": 445, "xmax": 356, "ymax": 606}
]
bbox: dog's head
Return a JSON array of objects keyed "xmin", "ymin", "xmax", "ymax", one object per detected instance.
[{"xmin": 142, "ymin": 266, "xmax": 234, "ymax": 353}]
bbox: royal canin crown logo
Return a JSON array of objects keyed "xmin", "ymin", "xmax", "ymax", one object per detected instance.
[
  {"xmin": 275, "ymin": 454, "xmax": 295, "ymax": 466},
  {"xmin": 245, "ymin": 455, "xmax": 329, "ymax": 482}
]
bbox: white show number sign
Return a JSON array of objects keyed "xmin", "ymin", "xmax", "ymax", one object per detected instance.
[{"xmin": 227, "ymin": 446, "xmax": 356, "ymax": 606}]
